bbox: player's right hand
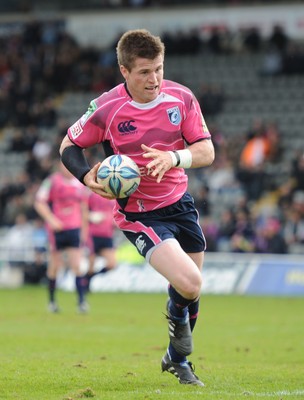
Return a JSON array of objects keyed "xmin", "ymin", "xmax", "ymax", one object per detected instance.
[{"xmin": 83, "ymin": 163, "xmax": 116, "ymax": 199}]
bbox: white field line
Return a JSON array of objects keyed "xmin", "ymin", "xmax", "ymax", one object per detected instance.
[
  {"xmin": 251, "ymin": 390, "xmax": 304, "ymax": 397},
  {"xmin": 133, "ymin": 389, "xmax": 304, "ymax": 397}
]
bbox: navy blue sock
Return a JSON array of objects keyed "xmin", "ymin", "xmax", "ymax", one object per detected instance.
[
  {"xmin": 87, "ymin": 267, "xmax": 110, "ymax": 279},
  {"xmin": 188, "ymin": 298, "xmax": 200, "ymax": 332},
  {"xmin": 168, "ymin": 285, "xmax": 195, "ymax": 320},
  {"xmin": 167, "ymin": 285, "xmax": 197, "ymax": 363},
  {"xmin": 75, "ymin": 276, "xmax": 85, "ymax": 304},
  {"xmin": 168, "ymin": 343, "xmax": 187, "ymax": 364},
  {"xmin": 48, "ymin": 278, "xmax": 56, "ymax": 303},
  {"xmin": 97, "ymin": 266, "xmax": 110, "ymax": 274},
  {"xmin": 168, "ymin": 300, "xmax": 200, "ymax": 363}
]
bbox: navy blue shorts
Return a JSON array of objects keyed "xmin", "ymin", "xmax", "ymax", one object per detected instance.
[
  {"xmin": 92, "ymin": 236, "xmax": 114, "ymax": 254},
  {"xmin": 118, "ymin": 192, "xmax": 206, "ymax": 259},
  {"xmin": 54, "ymin": 228, "xmax": 81, "ymax": 250}
]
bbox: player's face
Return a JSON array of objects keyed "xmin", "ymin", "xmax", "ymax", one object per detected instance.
[{"xmin": 120, "ymin": 55, "xmax": 164, "ymax": 103}]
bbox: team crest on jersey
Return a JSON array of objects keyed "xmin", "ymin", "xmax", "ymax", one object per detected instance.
[
  {"xmin": 167, "ymin": 106, "xmax": 181, "ymax": 126},
  {"xmin": 70, "ymin": 120, "xmax": 83, "ymax": 139}
]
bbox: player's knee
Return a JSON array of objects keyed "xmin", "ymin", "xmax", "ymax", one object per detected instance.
[
  {"xmin": 188, "ymin": 278, "xmax": 202, "ymax": 299},
  {"xmin": 180, "ymin": 272, "xmax": 202, "ymax": 299}
]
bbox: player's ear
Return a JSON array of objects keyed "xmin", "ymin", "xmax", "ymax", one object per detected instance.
[{"xmin": 120, "ymin": 65, "xmax": 129, "ymax": 80}]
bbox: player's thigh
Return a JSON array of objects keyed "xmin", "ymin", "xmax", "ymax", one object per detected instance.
[
  {"xmin": 187, "ymin": 251, "xmax": 205, "ymax": 271},
  {"xmin": 149, "ymin": 239, "xmax": 202, "ymax": 298}
]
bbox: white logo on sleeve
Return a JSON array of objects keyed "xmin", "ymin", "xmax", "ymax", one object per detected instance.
[{"xmin": 70, "ymin": 121, "xmax": 83, "ymax": 139}]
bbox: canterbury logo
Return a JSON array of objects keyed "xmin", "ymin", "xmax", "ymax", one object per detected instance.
[
  {"xmin": 135, "ymin": 235, "xmax": 146, "ymax": 254},
  {"xmin": 118, "ymin": 120, "xmax": 137, "ymax": 133}
]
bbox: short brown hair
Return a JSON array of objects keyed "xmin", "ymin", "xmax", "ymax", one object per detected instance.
[{"xmin": 116, "ymin": 29, "xmax": 165, "ymax": 71}]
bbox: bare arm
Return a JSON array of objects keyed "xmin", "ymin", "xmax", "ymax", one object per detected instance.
[
  {"xmin": 34, "ymin": 200, "xmax": 63, "ymax": 232},
  {"xmin": 187, "ymin": 139, "xmax": 215, "ymax": 168},
  {"xmin": 59, "ymin": 134, "xmax": 74, "ymax": 155}
]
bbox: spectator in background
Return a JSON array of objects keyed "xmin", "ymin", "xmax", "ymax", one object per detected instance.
[
  {"xmin": 230, "ymin": 209, "xmax": 255, "ymax": 253},
  {"xmin": 32, "ymin": 137, "xmax": 52, "ymax": 161},
  {"xmin": 281, "ymin": 42, "xmax": 304, "ymax": 75},
  {"xmin": 290, "ymin": 152, "xmax": 304, "ymax": 193},
  {"xmin": 198, "ymin": 83, "xmax": 225, "ymax": 117},
  {"xmin": 277, "ymin": 152, "xmax": 304, "ymax": 216},
  {"xmin": 195, "ymin": 184, "xmax": 211, "ymax": 217},
  {"xmin": 207, "ymin": 26, "xmax": 225, "ymax": 54},
  {"xmin": 34, "ymin": 161, "xmax": 89, "ymax": 314},
  {"xmin": 243, "ymin": 26, "xmax": 262, "ymax": 53},
  {"xmin": 268, "ymin": 24, "xmax": 289, "ymax": 54},
  {"xmin": 264, "ymin": 121, "xmax": 283, "ymax": 164},
  {"xmin": 3, "ymin": 194, "xmax": 31, "ymax": 227},
  {"xmin": 8, "ymin": 129, "xmax": 29, "ymax": 153},
  {"xmin": 206, "ymin": 155, "xmax": 238, "ymax": 196},
  {"xmin": 5, "ymin": 213, "xmax": 34, "ymax": 269},
  {"xmin": 13, "ymin": 100, "xmax": 32, "ymax": 127},
  {"xmin": 32, "ymin": 97, "xmax": 57, "ymax": 128},
  {"xmin": 255, "ymin": 217, "xmax": 288, "ymax": 254},
  {"xmin": 217, "ymin": 208, "xmax": 236, "ymax": 252},
  {"xmin": 236, "ymin": 120, "xmax": 271, "ymax": 201},
  {"xmin": 292, "ymin": 191, "xmax": 304, "ymax": 219},
  {"xmin": 23, "ymin": 125, "xmax": 39, "ymax": 151},
  {"xmin": 8, "ymin": 126, "xmax": 39, "ymax": 153},
  {"xmin": 186, "ymin": 28, "xmax": 202, "ymax": 55},
  {"xmin": 277, "ymin": 179, "xmax": 294, "ymax": 214},
  {"xmin": 282, "ymin": 208, "xmax": 304, "ymax": 253},
  {"xmin": 201, "ymin": 215, "xmax": 219, "ymax": 252},
  {"xmin": 259, "ymin": 47, "xmax": 283, "ymax": 76},
  {"xmin": 25, "ymin": 151, "xmax": 43, "ymax": 182},
  {"xmin": 0, "ymin": 172, "xmax": 30, "ymax": 226}
]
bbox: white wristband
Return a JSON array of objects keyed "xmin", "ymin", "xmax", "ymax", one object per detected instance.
[
  {"xmin": 168, "ymin": 151, "xmax": 178, "ymax": 167},
  {"xmin": 168, "ymin": 149, "xmax": 192, "ymax": 168}
]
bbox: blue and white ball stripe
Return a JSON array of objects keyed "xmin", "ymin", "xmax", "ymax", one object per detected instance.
[{"xmin": 97, "ymin": 155, "xmax": 141, "ymax": 198}]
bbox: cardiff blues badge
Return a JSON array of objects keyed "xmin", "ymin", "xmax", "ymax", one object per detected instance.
[{"xmin": 167, "ymin": 106, "xmax": 181, "ymax": 126}]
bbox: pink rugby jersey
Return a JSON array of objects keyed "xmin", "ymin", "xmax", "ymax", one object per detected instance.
[
  {"xmin": 88, "ymin": 192, "xmax": 115, "ymax": 238},
  {"xmin": 36, "ymin": 172, "xmax": 88, "ymax": 230},
  {"xmin": 68, "ymin": 79, "xmax": 211, "ymax": 213}
]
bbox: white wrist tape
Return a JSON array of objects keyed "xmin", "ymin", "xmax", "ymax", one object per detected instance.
[{"xmin": 168, "ymin": 149, "xmax": 192, "ymax": 168}]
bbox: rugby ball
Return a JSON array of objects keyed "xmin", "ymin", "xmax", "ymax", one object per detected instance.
[{"xmin": 97, "ymin": 154, "xmax": 141, "ymax": 198}]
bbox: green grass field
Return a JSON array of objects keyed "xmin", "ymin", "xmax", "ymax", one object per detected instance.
[{"xmin": 0, "ymin": 286, "xmax": 304, "ymax": 400}]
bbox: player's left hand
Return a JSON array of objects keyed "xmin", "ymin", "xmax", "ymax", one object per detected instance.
[{"xmin": 141, "ymin": 144, "xmax": 173, "ymax": 183}]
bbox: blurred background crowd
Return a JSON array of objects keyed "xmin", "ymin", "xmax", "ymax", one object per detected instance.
[
  {"xmin": 0, "ymin": 1, "xmax": 304, "ymax": 284},
  {"xmin": 1, "ymin": 0, "xmax": 302, "ymax": 12}
]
